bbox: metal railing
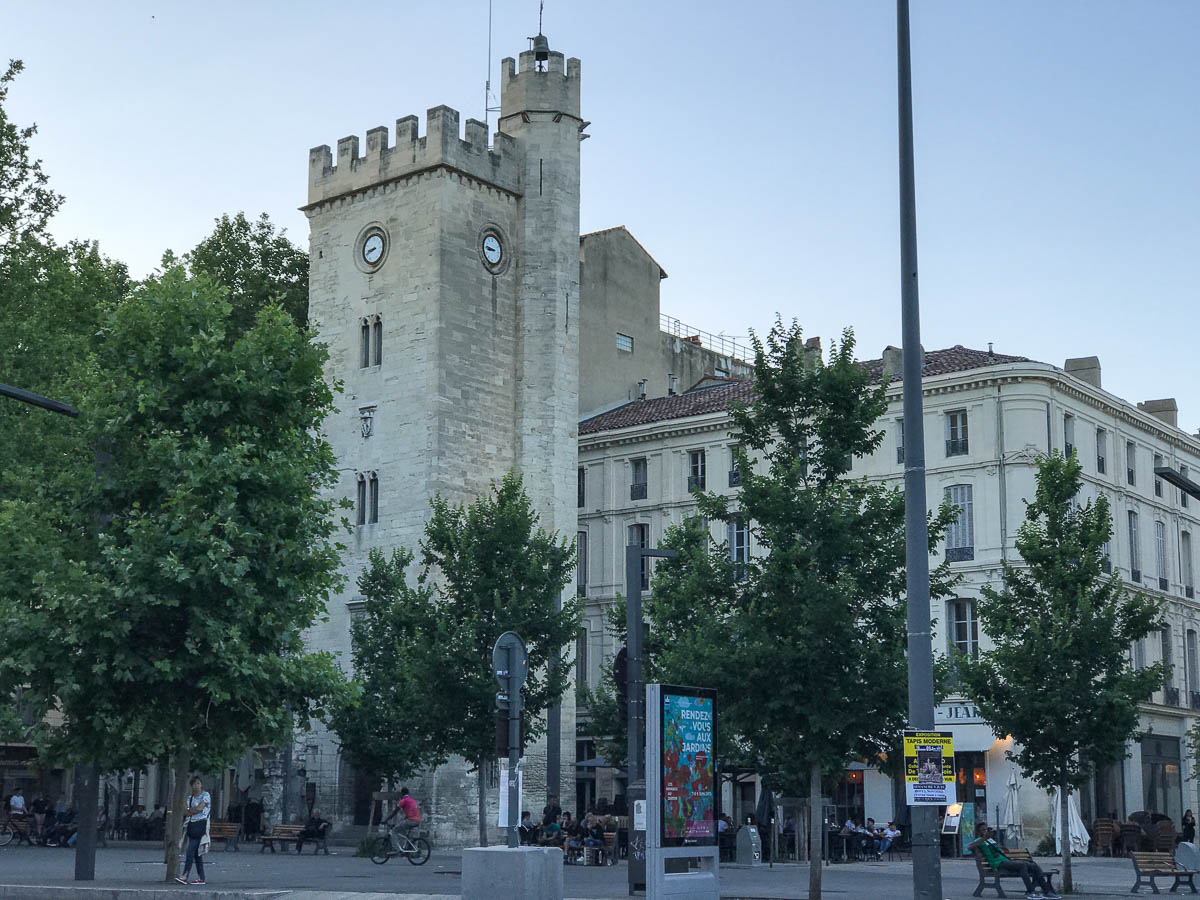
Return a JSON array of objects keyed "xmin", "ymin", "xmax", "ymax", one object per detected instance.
[
  {"xmin": 630, "ymin": 482, "xmax": 647, "ymax": 501},
  {"xmin": 728, "ymin": 469, "xmax": 742, "ymax": 487},
  {"xmin": 946, "ymin": 438, "xmax": 969, "ymax": 457},
  {"xmin": 660, "ymin": 315, "xmax": 751, "ymax": 362},
  {"xmin": 687, "ymin": 475, "xmax": 706, "ymax": 492},
  {"xmin": 1165, "ymin": 687, "xmax": 1181, "ymax": 707}
]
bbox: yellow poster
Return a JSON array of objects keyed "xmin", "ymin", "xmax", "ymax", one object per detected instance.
[{"xmin": 903, "ymin": 730, "xmax": 956, "ymax": 806}]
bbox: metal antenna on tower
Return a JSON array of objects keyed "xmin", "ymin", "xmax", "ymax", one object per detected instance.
[{"xmin": 484, "ymin": 0, "xmax": 500, "ymax": 145}]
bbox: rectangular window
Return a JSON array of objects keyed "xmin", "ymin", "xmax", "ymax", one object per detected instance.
[
  {"xmin": 1134, "ymin": 637, "xmax": 1145, "ymax": 670},
  {"xmin": 688, "ymin": 449, "xmax": 706, "ymax": 492},
  {"xmin": 368, "ymin": 473, "xmax": 379, "ymax": 524},
  {"xmin": 947, "ymin": 598, "xmax": 979, "ymax": 659},
  {"xmin": 1097, "ymin": 428, "xmax": 1107, "ymax": 475},
  {"xmin": 1064, "ymin": 414, "xmax": 1075, "ymax": 458},
  {"xmin": 576, "ymin": 531, "xmax": 587, "ymax": 597},
  {"xmin": 1155, "ymin": 454, "xmax": 1164, "ymax": 498},
  {"xmin": 1101, "ymin": 533, "xmax": 1113, "ymax": 574},
  {"xmin": 577, "ymin": 467, "xmax": 586, "ymax": 509},
  {"xmin": 728, "ymin": 517, "xmax": 750, "ymax": 580},
  {"xmin": 360, "ymin": 320, "xmax": 371, "ymax": 368},
  {"xmin": 1127, "ymin": 441, "xmax": 1137, "ymax": 486},
  {"xmin": 945, "ymin": 410, "xmax": 969, "ymax": 457},
  {"xmin": 1156, "ymin": 521, "xmax": 1168, "ymax": 590},
  {"xmin": 616, "ymin": 332, "xmax": 634, "ymax": 353},
  {"xmin": 1188, "ymin": 629, "xmax": 1198, "ymax": 702},
  {"xmin": 896, "ymin": 418, "xmax": 905, "ymax": 465},
  {"xmin": 1182, "ymin": 531, "xmax": 1194, "ymax": 598},
  {"xmin": 628, "ymin": 523, "xmax": 649, "ymax": 590},
  {"xmin": 372, "ymin": 318, "xmax": 383, "ymax": 366},
  {"xmin": 945, "ymin": 484, "xmax": 974, "ymax": 561},
  {"xmin": 1162, "ymin": 627, "xmax": 1173, "ymax": 680},
  {"xmin": 728, "ymin": 446, "xmax": 742, "ymax": 487},
  {"xmin": 355, "ymin": 476, "xmax": 367, "ymax": 526},
  {"xmin": 576, "ymin": 628, "xmax": 589, "ymax": 696},
  {"xmin": 630, "ymin": 458, "xmax": 648, "ymax": 500},
  {"xmin": 1183, "ymin": 466, "xmax": 1190, "ymax": 509},
  {"xmin": 1128, "ymin": 510, "xmax": 1141, "ymax": 581}
]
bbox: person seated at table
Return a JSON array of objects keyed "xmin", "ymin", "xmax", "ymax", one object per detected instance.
[
  {"xmin": 876, "ymin": 821, "xmax": 901, "ymax": 858},
  {"xmin": 563, "ymin": 812, "xmax": 587, "ymax": 862},
  {"xmin": 967, "ymin": 823, "xmax": 1060, "ymax": 900},
  {"xmin": 44, "ymin": 806, "xmax": 78, "ymax": 847},
  {"xmin": 536, "ymin": 813, "xmax": 563, "ymax": 850},
  {"xmin": 518, "ymin": 810, "xmax": 537, "ymax": 844},
  {"xmin": 584, "ymin": 813, "xmax": 606, "ymax": 849}
]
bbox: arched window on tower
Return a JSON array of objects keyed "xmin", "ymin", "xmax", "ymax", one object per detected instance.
[
  {"xmin": 360, "ymin": 319, "xmax": 370, "ymax": 369},
  {"xmin": 368, "ymin": 471, "xmax": 379, "ymax": 524},
  {"xmin": 372, "ymin": 316, "xmax": 383, "ymax": 366},
  {"xmin": 355, "ymin": 474, "xmax": 367, "ymax": 526}
]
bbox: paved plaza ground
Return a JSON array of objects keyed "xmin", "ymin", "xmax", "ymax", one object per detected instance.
[{"xmin": 0, "ymin": 842, "xmax": 1177, "ymax": 898}]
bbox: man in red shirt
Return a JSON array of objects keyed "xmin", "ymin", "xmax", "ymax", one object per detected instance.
[{"xmin": 382, "ymin": 788, "xmax": 422, "ymax": 849}]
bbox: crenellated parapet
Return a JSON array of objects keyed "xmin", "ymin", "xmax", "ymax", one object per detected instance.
[
  {"xmin": 499, "ymin": 49, "xmax": 581, "ymax": 121},
  {"xmin": 306, "ymin": 106, "xmax": 522, "ymax": 208}
]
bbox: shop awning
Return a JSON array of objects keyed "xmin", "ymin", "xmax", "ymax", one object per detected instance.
[{"xmin": 950, "ymin": 724, "xmax": 1000, "ymax": 753}]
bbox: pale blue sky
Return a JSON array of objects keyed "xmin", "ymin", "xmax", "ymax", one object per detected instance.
[{"xmin": 5, "ymin": 1, "xmax": 1198, "ymax": 426}]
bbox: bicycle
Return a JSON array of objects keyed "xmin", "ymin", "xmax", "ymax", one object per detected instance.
[
  {"xmin": 0, "ymin": 815, "xmax": 32, "ymax": 847},
  {"xmin": 369, "ymin": 823, "xmax": 431, "ymax": 866}
]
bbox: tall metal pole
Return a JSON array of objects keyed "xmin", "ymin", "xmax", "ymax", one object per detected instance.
[
  {"xmin": 897, "ymin": 3, "xmax": 942, "ymax": 899},
  {"xmin": 506, "ymin": 646, "xmax": 522, "ymax": 848}
]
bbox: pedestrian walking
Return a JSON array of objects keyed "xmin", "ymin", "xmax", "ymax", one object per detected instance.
[{"xmin": 176, "ymin": 776, "xmax": 210, "ymax": 885}]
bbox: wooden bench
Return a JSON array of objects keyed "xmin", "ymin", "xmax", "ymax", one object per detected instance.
[
  {"xmin": 1130, "ymin": 851, "xmax": 1199, "ymax": 894},
  {"xmin": 208, "ymin": 821, "xmax": 240, "ymax": 852},
  {"xmin": 972, "ymin": 847, "xmax": 1059, "ymax": 897},
  {"xmin": 260, "ymin": 824, "xmax": 303, "ymax": 853}
]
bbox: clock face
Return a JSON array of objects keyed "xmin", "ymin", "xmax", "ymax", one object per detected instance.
[
  {"xmin": 362, "ymin": 233, "xmax": 384, "ymax": 266},
  {"xmin": 482, "ymin": 234, "xmax": 503, "ymax": 266}
]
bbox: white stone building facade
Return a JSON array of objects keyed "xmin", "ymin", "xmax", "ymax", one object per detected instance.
[{"xmin": 576, "ymin": 346, "xmax": 1200, "ymax": 847}]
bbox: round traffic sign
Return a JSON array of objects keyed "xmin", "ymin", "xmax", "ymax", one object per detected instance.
[{"xmin": 492, "ymin": 631, "xmax": 529, "ymax": 691}]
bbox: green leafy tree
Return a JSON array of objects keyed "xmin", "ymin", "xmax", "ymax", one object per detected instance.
[
  {"xmin": 186, "ymin": 211, "xmax": 308, "ymax": 335},
  {"xmin": 645, "ymin": 319, "xmax": 954, "ymax": 899},
  {"xmin": 331, "ymin": 548, "xmax": 450, "ymax": 788},
  {"xmin": 0, "ymin": 60, "xmax": 61, "ymax": 254},
  {"xmin": 0, "ymin": 265, "xmax": 348, "ymax": 880},
  {"xmin": 418, "ymin": 472, "xmax": 580, "ymax": 846},
  {"xmin": 959, "ymin": 451, "xmax": 1164, "ymax": 891}
]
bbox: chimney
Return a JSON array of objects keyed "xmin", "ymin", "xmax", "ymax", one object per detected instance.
[
  {"xmin": 637, "ymin": 379, "xmax": 648, "ymax": 401},
  {"xmin": 1138, "ymin": 398, "xmax": 1178, "ymax": 428},
  {"xmin": 803, "ymin": 336, "xmax": 822, "ymax": 369},
  {"xmin": 882, "ymin": 346, "xmax": 902, "ymax": 379},
  {"xmin": 1064, "ymin": 356, "xmax": 1101, "ymax": 389},
  {"xmin": 667, "ymin": 373, "xmax": 678, "ymax": 396}
]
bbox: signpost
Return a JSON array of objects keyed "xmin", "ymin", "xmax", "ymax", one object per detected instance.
[{"xmin": 492, "ymin": 631, "xmax": 528, "ymax": 849}]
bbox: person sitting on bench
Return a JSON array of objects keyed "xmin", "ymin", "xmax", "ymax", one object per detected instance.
[
  {"xmin": 967, "ymin": 822, "xmax": 1060, "ymax": 900},
  {"xmin": 296, "ymin": 808, "xmax": 330, "ymax": 853}
]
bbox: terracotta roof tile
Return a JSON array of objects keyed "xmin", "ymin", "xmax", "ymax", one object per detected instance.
[{"xmin": 579, "ymin": 345, "xmax": 1034, "ymax": 435}]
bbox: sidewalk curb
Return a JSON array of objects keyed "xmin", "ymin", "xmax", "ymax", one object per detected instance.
[{"xmin": 0, "ymin": 888, "xmax": 288, "ymax": 900}]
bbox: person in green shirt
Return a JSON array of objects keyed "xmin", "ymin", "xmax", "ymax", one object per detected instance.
[{"xmin": 967, "ymin": 823, "xmax": 1060, "ymax": 900}]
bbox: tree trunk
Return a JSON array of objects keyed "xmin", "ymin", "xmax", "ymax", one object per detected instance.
[
  {"xmin": 477, "ymin": 759, "xmax": 488, "ymax": 847},
  {"xmin": 808, "ymin": 760, "xmax": 823, "ymax": 900},
  {"xmin": 1060, "ymin": 772, "xmax": 1073, "ymax": 893},
  {"xmin": 163, "ymin": 750, "xmax": 190, "ymax": 882}
]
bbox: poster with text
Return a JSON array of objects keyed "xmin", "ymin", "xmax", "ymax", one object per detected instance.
[
  {"xmin": 662, "ymin": 690, "xmax": 715, "ymax": 844},
  {"xmin": 903, "ymin": 730, "xmax": 956, "ymax": 806}
]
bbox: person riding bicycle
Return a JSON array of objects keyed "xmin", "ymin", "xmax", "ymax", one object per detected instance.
[{"xmin": 382, "ymin": 788, "xmax": 421, "ymax": 850}]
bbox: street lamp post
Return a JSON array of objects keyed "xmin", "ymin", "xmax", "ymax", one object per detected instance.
[
  {"xmin": 895, "ymin": 4, "xmax": 943, "ymax": 899},
  {"xmin": 625, "ymin": 542, "xmax": 676, "ymax": 894},
  {"xmin": 0, "ymin": 383, "xmax": 100, "ymax": 882}
]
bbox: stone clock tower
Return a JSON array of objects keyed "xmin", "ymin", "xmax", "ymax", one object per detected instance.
[{"xmin": 301, "ymin": 39, "xmax": 582, "ymax": 844}]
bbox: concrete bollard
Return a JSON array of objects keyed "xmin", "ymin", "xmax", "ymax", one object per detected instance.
[{"xmin": 461, "ymin": 846, "xmax": 563, "ymax": 900}]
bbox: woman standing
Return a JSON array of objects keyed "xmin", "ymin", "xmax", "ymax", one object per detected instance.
[
  {"xmin": 176, "ymin": 777, "xmax": 210, "ymax": 885},
  {"xmin": 1182, "ymin": 810, "xmax": 1196, "ymax": 844}
]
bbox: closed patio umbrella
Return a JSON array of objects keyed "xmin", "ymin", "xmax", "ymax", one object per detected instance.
[
  {"xmin": 1001, "ymin": 769, "xmax": 1023, "ymax": 847},
  {"xmin": 1051, "ymin": 787, "xmax": 1091, "ymax": 856}
]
